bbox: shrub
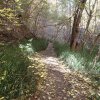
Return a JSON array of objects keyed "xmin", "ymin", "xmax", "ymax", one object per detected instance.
[
  {"xmin": 0, "ymin": 41, "xmax": 46, "ymax": 100},
  {"xmin": 20, "ymin": 38, "xmax": 48, "ymax": 53},
  {"xmin": 31, "ymin": 38, "xmax": 48, "ymax": 52},
  {"xmin": 53, "ymin": 42, "xmax": 100, "ymax": 74},
  {"xmin": 53, "ymin": 42, "xmax": 100, "ymax": 99}
]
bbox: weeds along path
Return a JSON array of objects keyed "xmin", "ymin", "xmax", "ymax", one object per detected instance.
[{"xmin": 31, "ymin": 43, "xmax": 99, "ymax": 100}]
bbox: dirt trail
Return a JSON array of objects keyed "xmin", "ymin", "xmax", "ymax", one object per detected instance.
[
  {"xmin": 40, "ymin": 43, "xmax": 71, "ymax": 73},
  {"xmin": 31, "ymin": 43, "xmax": 97, "ymax": 100}
]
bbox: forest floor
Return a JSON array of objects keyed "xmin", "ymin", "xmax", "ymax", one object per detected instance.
[{"xmin": 31, "ymin": 43, "xmax": 99, "ymax": 100}]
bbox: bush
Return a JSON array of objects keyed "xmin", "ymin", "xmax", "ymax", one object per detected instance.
[
  {"xmin": 31, "ymin": 38, "xmax": 48, "ymax": 52},
  {"xmin": 20, "ymin": 38, "xmax": 48, "ymax": 53},
  {"xmin": 53, "ymin": 42, "xmax": 100, "ymax": 74},
  {"xmin": 0, "ymin": 41, "xmax": 46, "ymax": 100},
  {"xmin": 53, "ymin": 42, "xmax": 100, "ymax": 99}
]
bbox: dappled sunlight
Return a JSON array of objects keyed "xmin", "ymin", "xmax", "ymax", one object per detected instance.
[
  {"xmin": 41, "ymin": 56, "xmax": 71, "ymax": 73},
  {"xmin": 0, "ymin": 0, "xmax": 100, "ymax": 99},
  {"xmin": 33, "ymin": 49, "xmax": 99, "ymax": 100},
  {"xmin": 60, "ymin": 52, "xmax": 85, "ymax": 71},
  {"xmin": 54, "ymin": 42, "xmax": 100, "ymax": 75},
  {"xmin": 19, "ymin": 43, "xmax": 34, "ymax": 55},
  {"xmin": 0, "ymin": 39, "xmax": 49, "ymax": 100},
  {"xmin": 18, "ymin": 38, "xmax": 48, "ymax": 56},
  {"xmin": 59, "ymin": 50, "xmax": 100, "ymax": 74},
  {"xmin": 42, "ymin": 57, "xmax": 59, "ymax": 65}
]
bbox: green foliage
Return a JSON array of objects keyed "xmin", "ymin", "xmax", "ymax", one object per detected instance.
[
  {"xmin": 53, "ymin": 42, "xmax": 100, "ymax": 74},
  {"xmin": 20, "ymin": 38, "xmax": 48, "ymax": 53},
  {"xmin": 53, "ymin": 42, "xmax": 100, "ymax": 99},
  {"xmin": 19, "ymin": 39, "xmax": 35, "ymax": 56},
  {"xmin": 31, "ymin": 38, "xmax": 48, "ymax": 52},
  {"xmin": 15, "ymin": 0, "xmax": 32, "ymax": 13},
  {"xmin": 0, "ymin": 44, "xmax": 34, "ymax": 99},
  {"xmin": 53, "ymin": 42, "xmax": 69, "ymax": 56},
  {"xmin": 0, "ymin": 39, "xmax": 48, "ymax": 99}
]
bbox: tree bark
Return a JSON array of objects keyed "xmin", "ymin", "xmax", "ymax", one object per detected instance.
[{"xmin": 70, "ymin": 0, "xmax": 87, "ymax": 50}]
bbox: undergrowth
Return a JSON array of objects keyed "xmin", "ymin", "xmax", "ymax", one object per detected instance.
[
  {"xmin": 0, "ymin": 38, "xmax": 48, "ymax": 100},
  {"xmin": 20, "ymin": 38, "xmax": 48, "ymax": 53},
  {"xmin": 53, "ymin": 42, "xmax": 100, "ymax": 74},
  {"xmin": 53, "ymin": 42, "xmax": 100, "ymax": 99}
]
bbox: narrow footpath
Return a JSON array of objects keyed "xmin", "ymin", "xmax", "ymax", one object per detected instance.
[{"xmin": 31, "ymin": 43, "xmax": 99, "ymax": 100}]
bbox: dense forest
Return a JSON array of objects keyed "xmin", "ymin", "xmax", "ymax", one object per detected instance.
[{"xmin": 0, "ymin": 0, "xmax": 100, "ymax": 100}]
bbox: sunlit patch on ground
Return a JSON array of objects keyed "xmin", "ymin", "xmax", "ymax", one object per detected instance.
[{"xmin": 31, "ymin": 43, "xmax": 100, "ymax": 100}]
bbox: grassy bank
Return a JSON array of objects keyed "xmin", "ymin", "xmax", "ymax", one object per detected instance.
[
  {"xmin": 53, "ymin": 42, "xmax": 100, "ymax": 74},
  {"xmin": 0, "ymin": 38, "xmax": 48, "ymax": 99},
  {"xmin": 53, "ymin": 42, "xmax": 100, "ymax": 98}
]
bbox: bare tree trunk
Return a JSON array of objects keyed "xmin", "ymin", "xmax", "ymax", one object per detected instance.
[
  {"xmin": 83, "ymin": 0, "xmax": 97, "ymax": 47},
  {"xmin": 70, "ymin": 0, "xmax": 87, "ymax": 50}
]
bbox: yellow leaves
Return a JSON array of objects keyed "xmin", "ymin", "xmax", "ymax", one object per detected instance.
[
  {"xmin": 0, "ymin": 97, "xmax": 4, "ymax": 100},
  {"xmin": 28, "ymin": 53, "xmax": 47, "ymax": 87},
  {"xmin": 0, "ymin": 8, "xmax": 14, "ymax": 15},
  {"xmin": 15, "ymin": 0, "xmax": 20, "ymax": 2},
  {"xmin": 0, "ymin": 8, "xmax": 20, "ymax": 28}
]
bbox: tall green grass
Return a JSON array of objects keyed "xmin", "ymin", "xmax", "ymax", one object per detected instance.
[
  {"xmin": 53, "ymin": 42, "xmax": 100, "ymax": 99},
  {"xmin": 0, "ymin": 43, "xmax": 34, "ymax": 99},
  {"xmin": 53, "ymin": 42, "xmax": 100, "ymax": 74},
  {"xmin": 0, "ymin": 38, "xmax": 48, "ymax": 99},
  {"xmin": 20, "ymin": 38, "xmax": 48, "ymax": 54},
  {"xmin": 31, "ymin": 38, "xmax": 48, "ymax": 52}
]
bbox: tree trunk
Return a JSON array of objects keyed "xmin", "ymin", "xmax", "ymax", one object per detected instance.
[{"xmin": 70, "ymin": 0, "xmax": 87, "ymax": 50}]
